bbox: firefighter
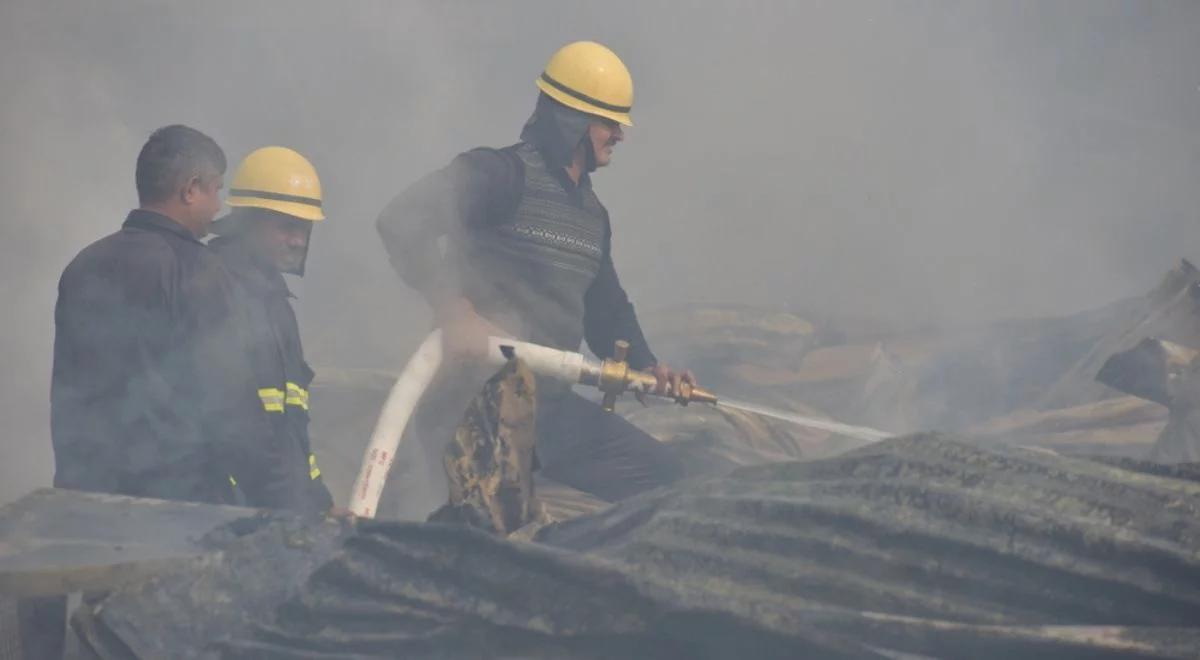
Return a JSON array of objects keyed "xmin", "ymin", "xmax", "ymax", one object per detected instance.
[
  {"xmin": 208, "ymin": 146, "xmax": 335, "ymax": 515},
  {"xmin": 377, "ymin": 41, "xmax": 696, "ymax": 505}
]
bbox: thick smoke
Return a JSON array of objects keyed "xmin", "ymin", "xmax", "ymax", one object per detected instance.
[{"xmin": 1, "ymin": 0, "xmax": 1198, "ymax": 504}]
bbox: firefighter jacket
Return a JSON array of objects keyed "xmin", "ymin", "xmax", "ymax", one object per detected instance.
[{"xmin": 209, "ymin": 235, "xmax": 334, "ymax": 514}]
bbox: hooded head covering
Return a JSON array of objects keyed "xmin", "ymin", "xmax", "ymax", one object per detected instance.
[
  {"xmin": 210, "ymin": 207, "xmax": 312, "ymax": 277},
  {"xmin": 520, "ymin": 92, "xmax": 598, "ymax": 172}
]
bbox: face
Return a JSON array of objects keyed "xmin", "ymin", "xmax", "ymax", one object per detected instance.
[
  {"xmin": 181, "ymin": 172, "xmax": 224, "ymax": 237},
  {"xmin": 248, "ymin": 212, "xmax": 312, "ymax": 274},
  {"xmin": 587, "ymin": 118, "xmax": 624, "ymax": 168}
]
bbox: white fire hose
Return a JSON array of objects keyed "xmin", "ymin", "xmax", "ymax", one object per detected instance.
[
  {"xmin": 346, "ymin": 331, "xmax": 888, "ymax": 518},
  {"xmin": 347, "ymin": 331, "xmax": 632, "ymax": 517}
]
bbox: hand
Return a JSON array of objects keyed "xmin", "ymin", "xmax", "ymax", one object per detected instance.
[
  {"xmin": 435, "ymin": 298, "xmax": 509, "ymax": 359},
  {"xmin": 643, "ymin": 363, "xmax": 697, "ymax": 398}
]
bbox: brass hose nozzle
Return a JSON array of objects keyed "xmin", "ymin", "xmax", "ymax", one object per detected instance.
[{"xmin": 596, "ymin": 340, "xmax": 718, "ymax": 411}]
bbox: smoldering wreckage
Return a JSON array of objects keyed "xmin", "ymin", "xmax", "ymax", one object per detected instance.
[
  {"xmin": 5, "ymin": 39, "xmax": 1200, "ymax": 660},
  {"xmin": 4, "ymin": 260, "xmax": 1200, "ymax": 659}
]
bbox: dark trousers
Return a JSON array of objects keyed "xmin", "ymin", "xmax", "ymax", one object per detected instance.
[{"xmin": 535, "ymin": 388, "xmax": 684, "ymax": 502}]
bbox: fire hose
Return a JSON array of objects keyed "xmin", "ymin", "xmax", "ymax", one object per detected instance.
[{"xmin": 348, "ymin": 331, "xmax": 890, "ymax": 518}]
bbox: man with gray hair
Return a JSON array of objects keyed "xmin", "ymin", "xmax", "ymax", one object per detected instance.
[
  {"xmin": 29, "ymin": 125, "xmax": 285, "ymax": 658},
  {"xmin": 51, "ymin": 124, "xmax": 276, "ymax": 505}
]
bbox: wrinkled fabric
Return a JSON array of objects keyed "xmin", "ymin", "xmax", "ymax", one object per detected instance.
[
  {"xmin": 205, "ymin": 436, "xmax": 1200, "ymax": 659},
  {"xmin": 428, "ymin": 359, "xmax": 540, "ymax": 535},
  {"xmin": 217, "ymin": 522, "xmax": 873, "ymax": 660}
]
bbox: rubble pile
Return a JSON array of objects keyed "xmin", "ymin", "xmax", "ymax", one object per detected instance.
[
  {"xmin": 14, "ymin": 263, "xmax": 1200, "ymax": 658},
  {"xmin": 72, "ymin": 514, "xmax": 353, "ymax": 659},
  {"xmin": 71, "ymin": 436, "xmax": 1200, "ymax": 659},
  {"xmin": 632, "ymin": 261, "xmax": 1200, "ymax": 461}
]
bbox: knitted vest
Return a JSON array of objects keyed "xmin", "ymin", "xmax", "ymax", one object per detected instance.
[{"xmin": 457, "ymin": 142, "xmax": 608, "ymax": 351}]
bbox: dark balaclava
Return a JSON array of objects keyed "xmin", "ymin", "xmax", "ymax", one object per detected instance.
[
  {"xmin": 210, "ymin": 207, "xmax": 312, "ymax": 277},
  {"xmin": 520, "ymin": 92, "xmax": 597, "ymax": 173}
]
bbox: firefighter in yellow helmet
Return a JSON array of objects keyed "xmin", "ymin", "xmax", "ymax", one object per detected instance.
[
  {"xmin": 535, "ymin": 40, "xmax": 634, "ymax": 128},
  {"xmin": 210, "ymin": 146, "xmax": 335, "ymax": 515},
  {"xmin": 377, "ymin": 42, "xmax": 698, "ymax": 509}
]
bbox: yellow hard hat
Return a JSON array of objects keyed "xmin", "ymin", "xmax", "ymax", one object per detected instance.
[
  {"xmin": 535, "ymin": 41, "xmax": 633, "ymax": 127},
  {"xmin": 226, "ymin": 146, "xmax": 324, "ymax": 221}
]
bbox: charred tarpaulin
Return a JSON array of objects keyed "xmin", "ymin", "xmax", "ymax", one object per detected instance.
[{"xmin": 67, "ymin": 435, "xmax": 1200, "ymax": 659}]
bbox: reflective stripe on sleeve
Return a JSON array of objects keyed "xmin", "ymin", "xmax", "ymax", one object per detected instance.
[
  {"xmin": 285, "ymin": 382, "xmax": 309, "ymax": 410},
  {"xmin": 258, "ymin": 387, "xmax": 285, "ymax": 412}
]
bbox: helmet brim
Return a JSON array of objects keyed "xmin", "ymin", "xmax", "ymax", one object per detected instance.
[
  {"xmin": 535, "ymin": 78, "xmax": 633, "ymax": 127},
  {"xmin": 226, "ymin": 195, "xmax": 325, "ymax": 222}
]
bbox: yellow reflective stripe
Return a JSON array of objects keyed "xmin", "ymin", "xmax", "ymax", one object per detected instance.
[
  {"xmin": 308, "ymin": 453, "xmax": 321, "ymax": 480},
  {"xmin": 228, "ymin": 474, "xmax": 238, "ymax": 486},
  {"xmin": 258, "ymin": 387, "xmax": 285, "ymax": 413},
  {"xmin": 258, "ymin": 384, "xmax": 308, "ymax": 412},
  {"xmin": 285, "ymin": 382, "xmax": 309, "ymax": 411}
]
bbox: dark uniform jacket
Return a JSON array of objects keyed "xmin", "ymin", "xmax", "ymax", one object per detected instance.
[
  {"xmin": 51, "ymin": 210, "xmax": 276, "ymax": 504},
  {"xmin": 210, "ymin": 235, "xmax": 334, "ymax": 514},
  {"xmin": 376, "ymin": 142, "xmax": 657, "ymax": 369}
]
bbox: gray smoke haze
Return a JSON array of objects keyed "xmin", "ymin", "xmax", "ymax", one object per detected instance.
[{"xmin": 2, "ymin": 0, "xmax": 1198, "ymax": 504}]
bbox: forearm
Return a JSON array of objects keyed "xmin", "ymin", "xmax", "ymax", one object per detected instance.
[
  {"xmin": 584, "ymin": 259, "xmax": 656, "ymax": 370},
  {"xmin": 593, "ymin": 301, "xmax": 656, "ymax": 369}
]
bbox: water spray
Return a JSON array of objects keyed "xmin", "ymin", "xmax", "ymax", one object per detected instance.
[{"xmin": 349, "ymin": 332, "xmax": 892, "ymax": 517}]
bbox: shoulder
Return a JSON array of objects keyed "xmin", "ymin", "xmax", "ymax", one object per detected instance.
[
  {"xmin": 442, "ymin": 144, "xmax": 526, "ymax": 214},
  {"xmin": 57, "ymin": 228, "xmax": 182, "ymax": 307},
  {"xmin": 62, "ymin": 228, "xmax": 173, "ymax": 282},
  {"xmin": 449, "ymin": 144, "xmax": 523, "ymax": 182}
]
